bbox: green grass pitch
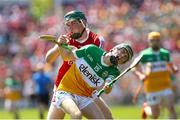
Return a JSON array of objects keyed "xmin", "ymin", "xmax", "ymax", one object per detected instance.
[{"xmin": 0, "ymin": 105, "xmax": 179, "ymax": 119}]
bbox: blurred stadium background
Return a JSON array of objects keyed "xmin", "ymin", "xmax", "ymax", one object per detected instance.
[{"xmin": 0, "ymin": 0, "xmax": 179, "ymax": 119}]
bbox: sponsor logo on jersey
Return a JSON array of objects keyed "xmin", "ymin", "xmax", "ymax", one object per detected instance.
[
  {"xmin": 79, "ymin": 64, "xmax": 101, "ymax": 86},
  {"xmin": 94, "ymin": 65, "xmax": 100, "ymax": 72},
  {"xmin": 102, "ymin": 71, "xmax": 108, "ymax": 78}
]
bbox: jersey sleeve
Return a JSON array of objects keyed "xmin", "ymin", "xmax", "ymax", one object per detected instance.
[
  {"xmin": 73, "ymin": 44, "xmax": 98, "ymax": 58},
  {"xmin": 161, "ymin": 48, "xmax": 171, "ymax": 62},
  {"xmin": 166, "ymin": 51, "xmax": 171, "ymax": 62},
  {"xmin": 139, "ymin": 51, "xmax": 145, "ymax": 64}
]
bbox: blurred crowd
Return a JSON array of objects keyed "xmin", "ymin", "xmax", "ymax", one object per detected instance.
[{"xmin": 0, "ymin": 0, "xmax": 179, "ymax": 107}]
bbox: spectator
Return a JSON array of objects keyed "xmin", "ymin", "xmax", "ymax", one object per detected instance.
[{"xmin": 32, "ymin": 62, "xmax": 53, "ymax": 119}]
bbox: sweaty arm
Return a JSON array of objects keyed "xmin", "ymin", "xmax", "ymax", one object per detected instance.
[
  {"xmin": 132, "ymin": 65, "xmax": 147, "ymax": 82},
  {"xmin": 167, "ymin": 62, "xmax": 179, "ymax": 74},
  {"xmin": 58, "ymin": 44, "xmax": 77, "ymax": 61},
  {"xmin": 46, "ymin": 35, "xmax": 73, "ymax": 63},
  {"xmin": 46, "ymin": 44, "xmax": 77, "ymax": 62},
  {"xmin": 45, "ymin": 45, "xmax": 60, "ymax": 63}
]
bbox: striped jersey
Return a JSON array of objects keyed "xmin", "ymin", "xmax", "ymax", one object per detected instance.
[
  {"xmin": 139, "ymin": 47, "xmax": 171, "ymax": 93},
  {"xmin": 55, "ymin": 30, "xmax": 104, "ymax": 88},
  {"xmin": 57, "ymin": 44, "xmax": 120, "ymax": 97}
]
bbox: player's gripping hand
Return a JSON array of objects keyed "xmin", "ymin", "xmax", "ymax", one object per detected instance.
[
  {"xmin": 57, "ymin": 35, "xmax": 69, "ymax": 45},
  {"xmin": 103, "ymin": 82, "xmax": 113, "ymax": 94},
  {"xmin": 139, "ymin": 74, "xmax": 147, "ymax": 82}
]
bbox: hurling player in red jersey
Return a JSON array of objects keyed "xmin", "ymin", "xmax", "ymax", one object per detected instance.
[{"xmin": 46, "ymin": 10, "xmax": 113, "ymax": 119}]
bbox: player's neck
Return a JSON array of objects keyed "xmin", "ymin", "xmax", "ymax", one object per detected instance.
[
  {"xmin": 103, "ymin": 53, "xmax": 113, "ymax": 66},
  {"xmin": 76, "ymin": 29, "xmax": 88, "ymax": 42}
]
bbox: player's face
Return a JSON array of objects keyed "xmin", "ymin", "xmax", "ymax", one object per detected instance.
[
  {"xmin": 149, "ymin": 39, "xmax": 161, "ymax": 50},
  {"xmin": 64, "ymin": 20, "xmax": 86, "ymax": 39},
  {"xmin": 65, "ymin": 20, "xmax": 83, "ymax": 33},
  {"xmin": 112, "ymin": 48, "xmax": 129, "ymax": 64}
]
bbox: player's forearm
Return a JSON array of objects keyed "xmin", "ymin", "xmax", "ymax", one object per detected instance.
[
  {"xmin": 168, "ymin": 62, "xmax": 178, "ymax": 73},
  {"xmin": 132, "ymin": 65, "xmax": 144, "ymax": 78},
  {"xmin": 133, "ymin": 70, "xmax": 147, "ymax": 81},
  {"xmin": 133, "ymin": 70, "xmax": 143, "ymax": 78},
  {"xmin": 134, "ymin": 84, "xmax": 142, "ymax": 97},
  {"xmin": 58, "ymin": 45, "xmax": 76, "ymax": 61},
  {"xmin": 45, "ymin": 45, "xmax": 60, "ymax": 63}
]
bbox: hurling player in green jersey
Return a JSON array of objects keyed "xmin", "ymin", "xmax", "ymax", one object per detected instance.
[
  {"xmin": 133, "ymin": 31, "xmax": 178, "ymax": 119},
  {"xmin": 46, "ymin": 10, "xmax": 113, "ymax": 119},
  {"xmin": 52, "ymin": 43, "xmax": 133, "ymax": 119}
]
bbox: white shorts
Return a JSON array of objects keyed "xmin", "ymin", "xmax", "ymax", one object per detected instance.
[
  {"xmin": 146, "ymin": 88, "xmax": 173, "ymax": 106},
  {"xmin": 52, "ymin": 90, "xmax": 94, "ymax": 110},
  {"xmin": 4, "ymin": 99, "xmax": 21, "ymax": 111}
]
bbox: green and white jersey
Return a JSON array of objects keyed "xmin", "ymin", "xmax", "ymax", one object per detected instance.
[
  {"xmin": 140, "ymin": 47, "xmax": 171, "ymax": 73},
  {"xmin": 4, "ymin": 77, "xmax": 22, "ymax": 100},
  {"xmin": 139, "ymin": 47, "xmax": 172, "ymax": 92},
  {"xmin": 74, "ymin": 44, "xmax": 120, "ymax": 88},
  {"xmin": 5, "ymin": 77, "xmax": 22, "ymax": 91}
]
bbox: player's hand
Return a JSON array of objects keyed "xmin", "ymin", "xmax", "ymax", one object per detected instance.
[
  {"xmin": 145, "ymin": 63, "xmax": 152, "ymax": 75},
  {"xmin": 57, "ymin": 35, "xmax": 69, "ymax": 45},
  {"xmin": 139, "ymin": 74, "xmax": 146, "ymax": 82},
  {"xmin": 103, "ymin": 83, "xmax": 113, "ymax": 94}
]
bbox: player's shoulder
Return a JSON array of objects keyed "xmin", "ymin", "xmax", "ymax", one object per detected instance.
[
  {"xmin": 140, "ymin": 48, "xmax": 152, "ymax": 55},
  {"xmin": 89, "ymin": 31, "xmax": 98, "ymax": 39},
  {"xmin": 83, "ymin": 44, "xmax": 103, "ymax": 54},
  {"xmin": 89, "ymin": 31, "xmax": 105, "ymax": 41},
  {"xmin": 160, "ymin": 48, "xmax": 170, "ymax": 54}
]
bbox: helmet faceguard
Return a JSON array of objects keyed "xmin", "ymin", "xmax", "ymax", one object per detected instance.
[
  {"xmin": 64, "ymin": 10, "xmax": 87, "ymax": 39},
  {"xmin": 110, "ymin": 44, "xmax": 134, "ymax": 65}
]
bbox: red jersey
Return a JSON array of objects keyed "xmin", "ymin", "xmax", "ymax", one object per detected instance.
[{"xmin": 55, "ymin": 30, "xmax": 105, "ymax": 87}]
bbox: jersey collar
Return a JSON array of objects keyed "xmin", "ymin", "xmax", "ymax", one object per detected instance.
[
  {"xmin": 101, "ymin": 52, "xmax": 109, "ymax": 67},
  {"xmin": 150, "ymin": 47, "xmax": 160, "ymax": 55}
]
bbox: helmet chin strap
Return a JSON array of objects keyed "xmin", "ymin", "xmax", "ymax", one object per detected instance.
[
  {"xmin": 110, "ymin": 55, "xmax": 119, "ymax": 65},
  {"xmin": 70, "ymin": 27, "xmax": 86, "ymax": 39}
]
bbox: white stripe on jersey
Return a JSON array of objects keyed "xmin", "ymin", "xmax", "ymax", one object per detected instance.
[{"xmin": 98, "ymin": 36, "xmax": 105, "ymax": 49}]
